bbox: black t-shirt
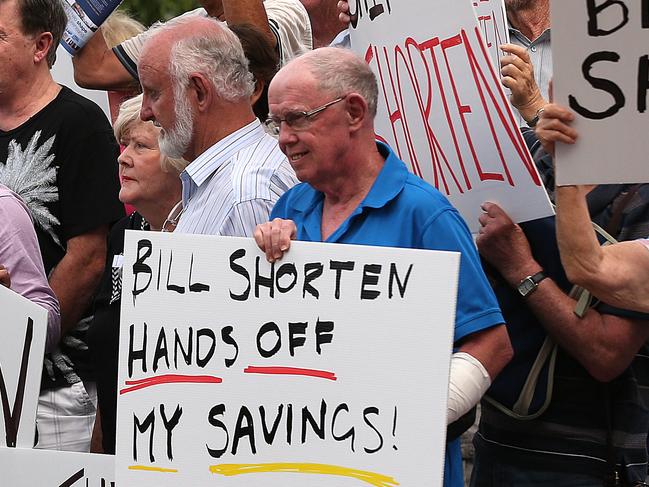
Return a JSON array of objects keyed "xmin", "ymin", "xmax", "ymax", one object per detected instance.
[
  {"xmin": 88, "ymin": 212, "xmax": 147, "ymax": 454},
  {"xmin": 0, "ymin": 85, "xmax": 125, "ymax": 387}
]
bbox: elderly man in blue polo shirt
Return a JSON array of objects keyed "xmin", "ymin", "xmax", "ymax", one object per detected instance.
[{"xmin": 254, "ymin": 47, "xmax": 513, "ymax": 487}]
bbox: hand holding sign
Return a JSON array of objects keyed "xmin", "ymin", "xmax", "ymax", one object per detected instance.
[
  {"xmin": 338, "ymin": 0, "xmax": 351, "ymax": 25},
  {"xmin": 476, "ymin": 202, "xmax": 541, "ymax": 286},
  {"xmin": 254, "ymin": 218, "xmax": 297, "ymax": 263},
  {"xmin": 500, "ymin": 43, "xmax": 546, "ymax": 124},
  {"xmin": 535, "ymin": 103, "xmax": 578, "ymax": 158},
  {"xmin": 0, "ymin": 265, "xmax": 10, "ymax": 288}
]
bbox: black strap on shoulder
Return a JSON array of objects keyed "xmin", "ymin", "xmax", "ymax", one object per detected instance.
[{"xmin": 446, "ymin": 406, "xmax": 477, "ymax": 443}]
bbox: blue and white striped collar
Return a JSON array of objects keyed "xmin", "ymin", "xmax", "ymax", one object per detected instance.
[{"xmin": 183, "ymin": 119, "xmax": 265, "ymax": 188}]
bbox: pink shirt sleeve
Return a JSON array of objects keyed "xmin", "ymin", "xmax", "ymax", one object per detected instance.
[{"xmin": 0, "ymin": 189, "xmax": 60, "ymax": 351}]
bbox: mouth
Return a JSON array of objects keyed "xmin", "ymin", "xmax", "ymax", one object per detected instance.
[
  {"xmin": 289, "ymin": 152, "xmax": 308, "ymax": 162},
  {"xmin": 121, "ymin": 176, "xmax": 135, "ymax": 183},
  {"xmin": 153, "ymin": 120, "xmax": 162, "ymax": 128}
]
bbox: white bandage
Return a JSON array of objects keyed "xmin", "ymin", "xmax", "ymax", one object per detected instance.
[{"xmin": 447, "ymin": 352, "xmax": 491, "ymax": 424}]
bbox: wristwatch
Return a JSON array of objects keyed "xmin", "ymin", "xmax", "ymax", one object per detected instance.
[
  {"xmin": 526, "ymin": 107, "xmax": 546, "ymax": 128},
  {"xmin": 517, "ymin": 271, "xmax": 547, "ymax": 297}
]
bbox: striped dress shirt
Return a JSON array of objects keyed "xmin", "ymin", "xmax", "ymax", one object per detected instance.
[{"xmin": 175, "ymin": 119, "xmax": 298, "ymax": 236}]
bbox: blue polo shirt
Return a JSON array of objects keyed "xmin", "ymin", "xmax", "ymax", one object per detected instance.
[{"xmin": 271, "ymin": 142, "xmax": 504, "ymax": 487}]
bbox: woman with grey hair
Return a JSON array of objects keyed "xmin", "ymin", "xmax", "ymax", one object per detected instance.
[{"xmin": 87, "ymin": 94, "xmax": 183, "ymax": 453}]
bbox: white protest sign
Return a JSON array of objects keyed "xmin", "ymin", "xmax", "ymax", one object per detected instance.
[
  {"xmin": 0, "ymin": 447, "xmax": 116, "ymax": 486},
  {"xmin": 348, "ymin": 0, "xmax": 553, "ymax": 232},
  {"xmin": 115, "ymin": 231, "xmax": 459, "ymax": 487},
  {"xmin": 472, "ymin": 0, "xmax": 510, "ymax": 70},
  {"xmin": 0, "ymin": 285, "xmax": 47, "ymax": 448},
  {"xmin": 553, "ymin": 0, "xmax": 649, "ymax": 185}
]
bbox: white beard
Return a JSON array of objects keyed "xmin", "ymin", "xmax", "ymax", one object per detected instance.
[{"xmin": 159, "ymin": 96, "xmax": 194, "ymax": 160}]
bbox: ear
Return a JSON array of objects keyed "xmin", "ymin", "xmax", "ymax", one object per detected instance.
[
  {"xmin": 250, "ymin": 79, "xmax": 265, "ymax": 106},
  {"xmin": 346, "ymin": 93, "xmax": 368, "ymax": 133},
  {"xmin": 187, "ymin": 73, "xmax": 213, "ymax": 113},
  {"xmin": 33, "ymin": 32, "xmax": 53, "ymax": 65}
]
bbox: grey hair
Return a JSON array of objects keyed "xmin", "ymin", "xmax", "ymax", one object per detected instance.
[
  {"xmin": 149, "ymin": 16, "xmax": 255, "ymax": 103},
  {"xmin": 300, "ymin": 47, "xmax": 379, "ymax": 118},
  {"xmin": 113, "ymin": 94, "xmax": 187, "ymax": 174}
]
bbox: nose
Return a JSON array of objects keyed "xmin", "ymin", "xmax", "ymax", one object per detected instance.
[
  {"xmin": 140, "ymin": 96, "xmax": 154, "ymax": 122},
  {"xmin": 118, "ymin": 145, "xmax": 134, "ymax": 167},
  {"xmin": 277, "ymin": 122, "xmax": 298, "ymax": 147}
]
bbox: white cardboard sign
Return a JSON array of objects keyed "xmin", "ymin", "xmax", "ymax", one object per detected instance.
[
  {"xmin": 553, "ymin": 0, "xmax": 649, "ymax": 185},
  {"xmin": 115, "ymin": 231, "xmax": 459, "ymax": 486},
  {"xmin": 472, "ymin": 0, "xmax": 510, "ymax": 70},
  {"xmin": 0, "ymin": 447, "xmax": 116, "ymax": 486},
  {"xmin": 349, "ymin": 0, "xmax": 553, "ymax": 232},
  {"xmin": 0, "ymin": 285, "xmax": 47, "ymax": 448}
]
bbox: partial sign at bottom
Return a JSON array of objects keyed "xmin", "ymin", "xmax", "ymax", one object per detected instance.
[{"xmin": 0, "ymin": 447, "xmax": 115, "ymax": 486}]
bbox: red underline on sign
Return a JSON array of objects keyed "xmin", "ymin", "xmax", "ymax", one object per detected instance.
[
  {"xmin": 244, "ymin": 366, "xmax": 337, "ymax": 381},
  {"xmin": 120, "ymin": 374, "xmax": 223, "ymax": 395}
]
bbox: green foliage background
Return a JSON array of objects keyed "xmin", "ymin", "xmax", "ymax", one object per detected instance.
[{"xmin": 118, "ymin": 0, "xmax": 200, "ymax": 27}]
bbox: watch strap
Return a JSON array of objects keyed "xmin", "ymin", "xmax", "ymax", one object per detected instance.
[
  {"xmin": 517, "ymin": 271, "xmax": 547, "ymax": 297},
  {"xmin": 528, "ymin": 271, "xmax": 547, "ymax": 286}
]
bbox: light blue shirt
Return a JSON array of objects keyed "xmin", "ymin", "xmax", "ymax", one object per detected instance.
[{"xmin": 176, "ymin": 120, "xmax": 298, "ymax": 236}]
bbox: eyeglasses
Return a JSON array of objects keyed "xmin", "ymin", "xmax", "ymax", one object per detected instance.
[
  {"xmin": 265, "ymin": 96, "xmax": 346, "ymax": 136},
  {"xmin": 161, "ymin": 200, "xmax": 184, "ymax": 233}
]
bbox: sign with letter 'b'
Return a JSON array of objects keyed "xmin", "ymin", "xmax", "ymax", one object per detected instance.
[
  {"xmin": 553, "ymin": 0, "xmax": 649, "ymax": 185},
  {"xmin": 116, "ymin": 231, "xmax": 460, "ymax": 486}
]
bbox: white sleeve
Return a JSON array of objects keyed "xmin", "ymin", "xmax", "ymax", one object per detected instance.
[
  {"xmin": 263, "ymin": 0, "xmax": 313, "ymax": 65},
  {"xmin": 447, "ymin": 352, "xmax": 492, "ymax": 424}
]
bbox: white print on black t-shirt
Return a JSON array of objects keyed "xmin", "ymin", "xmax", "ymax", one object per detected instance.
[{"xmin": 0, "ymin": 130, "xmax": 62, "ymax": 247}]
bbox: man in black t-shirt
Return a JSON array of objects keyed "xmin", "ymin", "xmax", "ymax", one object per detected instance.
[{"xmin": 0, "ymin": 0, "xmax": 124, "ymax": 451}]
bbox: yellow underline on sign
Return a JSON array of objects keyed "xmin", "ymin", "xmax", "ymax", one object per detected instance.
[
  {"xmin": 209, "ymin": 463, "xmax": 399, "ymax": 487},
  {"xmin": 128, "ymin": 465, "xmax": 178, "ymax": 473}
]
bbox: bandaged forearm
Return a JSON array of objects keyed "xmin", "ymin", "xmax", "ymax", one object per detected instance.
[{"xmin": 447, "ymin": 352, "xmax": 492, "ymax": 424}]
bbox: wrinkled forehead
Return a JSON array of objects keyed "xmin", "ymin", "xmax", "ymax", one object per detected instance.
[{"xmin": 268, "ymin": 64, "xmax": 322, "ymax": 110}]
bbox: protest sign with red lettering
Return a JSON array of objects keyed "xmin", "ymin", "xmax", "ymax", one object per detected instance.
[
  {"xmin": 115, "ymin": 231, "xmax": 459, "ymax": 486},
  {"xmin": 472, "ymin": 0, "xmax": 510, "ymax": 70},
  {"xmin": 349, "ymin": 0, "xmax": 553, "ymax": 232},
  {"xmin": 552, "ymin": 0, "xmax": 649, "ymax": 185},
  {"xmin": 0, "ymin": 286, "xmax": 47, "ymax": 449}
]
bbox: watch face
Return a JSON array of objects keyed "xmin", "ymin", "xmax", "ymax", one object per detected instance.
[{"xmin": 518, "ymin": 278, "xmax": 535, "ymax": 296}]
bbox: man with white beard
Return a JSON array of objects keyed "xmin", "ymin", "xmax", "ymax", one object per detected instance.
[{"xmin": 138, "ymin": 16, "xmax": 298, "ymax": 236}]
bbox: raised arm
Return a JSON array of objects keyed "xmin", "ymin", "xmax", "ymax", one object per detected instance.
[
  {"xmin": 72, "ymin": 29, "xmax": 137, "ymax": 91},
  {"xmin": 223, "ymin": 0, "xmax": 275, "ymax": 49},
  {"xmin": 477, "ymin": 202, "xmax": 649, "ymax": 381},
  {"xmin": 556, "ymin": 186, "xmax": 649, "ymax": 313}
]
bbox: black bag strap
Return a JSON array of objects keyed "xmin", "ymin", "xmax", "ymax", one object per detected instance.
[{"xmin": 446, "ymin": 406, "xmax": 477, "ymax": 442}]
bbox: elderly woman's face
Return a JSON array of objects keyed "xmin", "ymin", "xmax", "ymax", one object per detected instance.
[{"xmin": 117, "ymin": 121, "xmax": 178, "ymax": 207}]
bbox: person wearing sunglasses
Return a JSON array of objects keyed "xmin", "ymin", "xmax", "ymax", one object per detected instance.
[{"xmin": 86, "ymin": 94, "xmax": 183, "ymax": 454}]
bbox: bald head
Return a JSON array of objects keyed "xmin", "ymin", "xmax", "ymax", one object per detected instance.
[{"xmin": 274, "ymin": 47, "xmax": 378, "ymax": 117}]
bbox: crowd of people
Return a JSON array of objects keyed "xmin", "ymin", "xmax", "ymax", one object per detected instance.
[{"xmin": 0, "ymin": 0, "xmax": 647, "ymax": 486}]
